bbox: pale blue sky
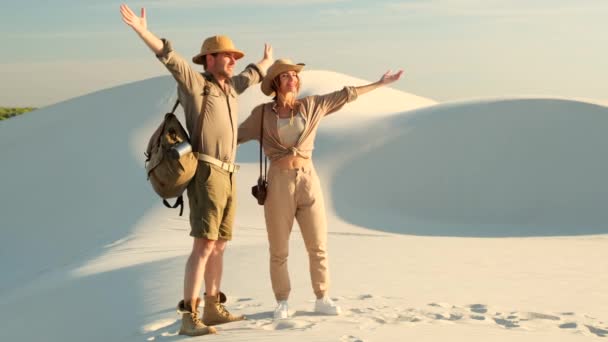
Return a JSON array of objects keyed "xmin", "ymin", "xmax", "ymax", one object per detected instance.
[{"xmin": 1, "ymin": 0, "xmax": 607, "ymax": 107}]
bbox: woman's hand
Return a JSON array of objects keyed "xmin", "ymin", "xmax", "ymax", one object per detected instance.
[
  {"xmin": 354, "ymin": 69, "xmax": 404, "ymax": 97},
  {"xmin": 379, "ymin": 70, "xmax": 404, "ymax": 85}
]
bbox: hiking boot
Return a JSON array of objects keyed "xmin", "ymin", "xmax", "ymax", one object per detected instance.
[
  {"xmin": 202, "ymin": 293, "xmax": 245, "ymax": 326},
  {"xmin": 273, "ymin": 300, "xmax": 290, "ymax": 320},
  {"xmin": 177, "ymin": 298, "xmax": 217, "ymax": 336},
  {"xmin": 204, "ymin": 291, "xmax": 227, "ymax": 304},
  {"xmin": 314, "ymin": 296, "xmax": 342, "ymax": 315}
]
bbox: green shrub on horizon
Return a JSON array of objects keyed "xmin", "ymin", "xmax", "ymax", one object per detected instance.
[{"xmin": 0, "ymin": 107, "xmax": 37, "ymax": 121}]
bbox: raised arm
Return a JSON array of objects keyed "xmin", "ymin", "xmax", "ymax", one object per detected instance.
[
  {"xmin": 257, "ymin": 44, "xmax": 274, "ymax": 75},
  {"xmin": 121, "ymin": 4, "xmax": 202, "ymax": 93},
  {"xmin": 232, "ymin": 44, "xmax": 274, "ymax": 94},
  {"xmin": 310, "ymin": 69, "xmax": 404, "ymax": 117},
  {"xmin": 354, "ymin": 70, "xmax": 404, "ymax": 96},
  {"xmin": 120, "ymin": 4, "xmax": 163, "ymax": 55}
]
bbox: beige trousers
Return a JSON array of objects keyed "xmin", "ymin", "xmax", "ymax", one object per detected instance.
[{"xmin": 264, "ymin": 164, "xmax": 329, "ymax": 301}]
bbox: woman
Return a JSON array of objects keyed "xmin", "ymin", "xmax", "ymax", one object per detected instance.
[{"xmin": 238, "ymin": 59, "xmax": 402, "ymax": 319}]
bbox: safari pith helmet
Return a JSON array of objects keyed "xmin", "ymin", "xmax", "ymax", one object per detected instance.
[
  {"xmin": 192, "ymin": 35, "xmax": 244, "ymax": 65},
  {"xmin": 261, "ymin": 58, "xmax": 305, "ymax": 96}
]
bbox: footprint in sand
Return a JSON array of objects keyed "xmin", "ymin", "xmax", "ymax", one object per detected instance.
[
  {"xmin": 559, "ymin": 322, "xmax": 578, "ymax": 329},
  {"xmin": 468, "ymin": 304, "xmax": 488, "ymax": 314},
  {"xmin": 396, "ymin": 309, "xmax": 423, "ymax": 323},
  {"xmin": 427, "ymin": 302, "xmax": 449, "ymax": 308},
  {"xmin": 306, "ymin": 295, "xmax": 608, "ymax": 338},
  {"xmin": 522, "ymin": 312, "xmax": 561, "ymax": 322},
  {"xmin": 230, "ymin": 296, "xmax": 265, "ymax": 310},
  {"xmin": 463, "ymin": 304, "xmax": 488, "ymax": 321},
  {"xmin": 493, "ymin": 316, "xmax": 520, "ymax": 328},
  {"xmin": 585, "ymin": 325, "xmax": 608, "ymax": 337},
  {"xmin": 465, "ymin": 305, "xmax": 568, "ymax": 327},
  {"xmin": 422, "ymin": 303, "xmax": 464, "ymax": 322},
  {"xmin": 141, "ymin": 318, "xmax": 179, "ymax": 334},
  {"xmin": 235, "ymin": 302, "xmax": 262, "ymax": 310},
  {"xmin": 271, "ymin": 319, "xmax": 316, "ymax": 331},
  {"xmin": 488, "ymin": 308, "xmax": 608, "ymax": 337},
  {"xmin": 340, "ymin": 335, "xmax": 364, "ymax": 342},
  {"xmin": 140, "ymin": 317, "xmax": 181, "ymax": 340}
]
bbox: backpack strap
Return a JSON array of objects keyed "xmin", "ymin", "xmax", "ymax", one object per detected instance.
[
  {"xmin": 170, "ymin": 99, "xmax": 180, "ymax": 113},
  {"xmin": 144, "ymin": 99, "xmax": 180, "ymax": 164},
  {"xmin": 163, "ymin": 196, "xmax": 184, "ymax": 216},
  {"xmin": 190, "ymin": 76, "xmax": 212, "ymax": 153}
]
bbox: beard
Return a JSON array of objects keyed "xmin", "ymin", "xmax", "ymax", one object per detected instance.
[{"xmin": 218, "ymin": 68, "xmax": 233, "ymax": 79}]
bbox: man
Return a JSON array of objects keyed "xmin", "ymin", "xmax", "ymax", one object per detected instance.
[{"xmin": 120, "ymin": 4, "xmax": 273, "ymax": 336}]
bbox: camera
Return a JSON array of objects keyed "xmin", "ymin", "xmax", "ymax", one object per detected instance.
[{"xmin": 169, "ymin": 141, "xmax": 192, "ymax": 160}]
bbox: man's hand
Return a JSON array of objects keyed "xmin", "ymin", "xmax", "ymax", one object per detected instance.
[
  {"xmin": 120, "ymin": 4, "xmax": 147, "ymax": 34},
  {"xmin": 119, "ymin": 4, "xmax": 163, "ymax": 55},
  {"xmin": 263, "ymin": 43, "xmax": 273, "ymax": 62},
  {"xmin": 258, "ymin": 43, "xmax": 274, "ymax": 74}
]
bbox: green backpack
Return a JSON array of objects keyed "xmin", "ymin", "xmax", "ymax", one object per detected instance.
[{"xmin": 144, "ymin": 100, "xmax": 197, "ymax": 215}]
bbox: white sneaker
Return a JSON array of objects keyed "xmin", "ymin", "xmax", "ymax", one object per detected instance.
[
  {"xmin": 314, "ymin": 296, "xmax": 342, "ymax": 315},
  {"xmin": 274, "ymin": 300, "xmax": 290, "ymax": 320}
]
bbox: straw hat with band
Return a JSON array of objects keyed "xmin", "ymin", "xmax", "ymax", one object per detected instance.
[
  {"xmin": 261, "ymin": 59, "xmax": 305, "ymax": 96},
  {"xmin": 192, "ymin": 35, "xmax": 244, "ymax": 65}
]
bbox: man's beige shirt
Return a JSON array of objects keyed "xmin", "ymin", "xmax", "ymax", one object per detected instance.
[
  {"xmin": 238, "ymin": 87, "xmax": 358, "ymax": 161},
  {"xmin": 157, "ymin": 39, "xmax": 264, "ymax": 163}
]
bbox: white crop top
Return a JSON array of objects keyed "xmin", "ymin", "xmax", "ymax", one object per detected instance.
[{"xmin": 277, "ymin": 113, "xmax": 305, "ymax": 147}]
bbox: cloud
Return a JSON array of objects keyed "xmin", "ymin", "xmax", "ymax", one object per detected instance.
[
  {"xmin": 385, "ymin": 0, "xmax": 608, "ymax": 17},
  {"xmin": 126, "ymin": 0, "xmax": 350, "ymax": 8},
  {"xmin": 0, "ymin": 30, "xmax": 123, "ymax": 40},
  {"xmin": 318, "ymin": 7, "xmax": 369, "ymax": 17}
]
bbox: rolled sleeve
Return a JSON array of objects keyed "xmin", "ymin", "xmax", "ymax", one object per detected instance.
[
  {"xmin": 344, "ymin": 86, "xmax": 358, "ymax": 103},
  {"xmin": 155, "ymin": 38, "xmax": 201, "ymax": 95},
  {"xmin": 248, "ymin": 63, "xmax": 265, "ymax": 80},
  {"xmin": 155, "ymin": 38, "xmax": 175, "ymax": 63},
  {"xmin": 232, "ymin": 63, "xmax": 265, "ymax": 95},
  {"xmin": 315, "ymin": 86, "xmax": 358, "ymax": 116}
]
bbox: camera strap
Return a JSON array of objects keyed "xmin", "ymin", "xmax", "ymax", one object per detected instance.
[{"xmin": 259, "ymin": 106, "xmax": 267, "ymax": 182}]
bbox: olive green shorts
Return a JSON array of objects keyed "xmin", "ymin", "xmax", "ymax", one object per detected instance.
[{"xmin": 186, "ymin": 161, "xmax": 236, "ymax": 240}]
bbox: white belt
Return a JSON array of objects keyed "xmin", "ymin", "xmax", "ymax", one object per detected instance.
[{"xmin": 196, "ymin": 153, "xmax": 239, "ymax": 173}]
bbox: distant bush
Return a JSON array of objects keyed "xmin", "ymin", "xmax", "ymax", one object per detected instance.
[{"xmin": 0, "ymin": 107, "xmax": 37, "ymax": 120}]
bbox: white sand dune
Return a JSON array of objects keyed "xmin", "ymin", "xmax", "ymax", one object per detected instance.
[
  {"xmin": 329, "ymin": 97, "xmax": 608, "ymax": 237},
  {"xmin": 1, "ymin": 71, "xmax": 607, "ymax": 341}
]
